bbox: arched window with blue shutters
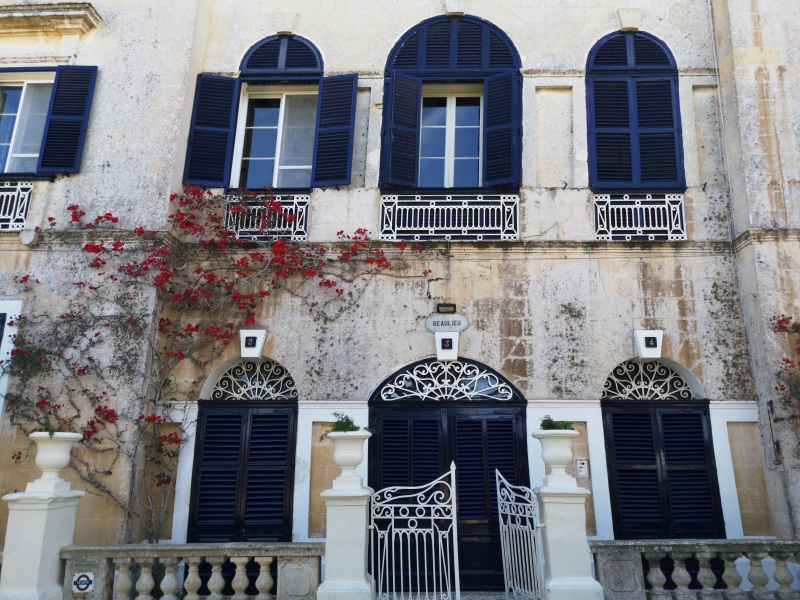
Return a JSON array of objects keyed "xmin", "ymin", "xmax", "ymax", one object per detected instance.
[
  {"xmin": 380, "ymin": 15, "xmax": 522, "ymax": 189},
  {"xmin": 184, "ymin": 35, "xmax": 359, "ymax": 189},
  {"xmin": 586, "ymin": 31, "xmax": 686, "ymax": 192}
]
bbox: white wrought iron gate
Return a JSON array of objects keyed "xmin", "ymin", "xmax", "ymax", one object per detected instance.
[
  {"xmin": 370, "ymin": 463, "xmax": 460, "ymax": 600},
  {"xmin": 496, "ymin": 470, "xmax": 546, "ymax": 600}
]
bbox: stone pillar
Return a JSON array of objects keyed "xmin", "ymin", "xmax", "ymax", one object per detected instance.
[
  {"xmin": 316, "ymin": 432, "xmax": 372, "ymax": 600},
  {"xmin": 534, "ymin": 430, "xmax": 604, "ymax": 600},
  {"xmin": 0, "ymin": 435, "xmax": 85, "ymax": 600}
]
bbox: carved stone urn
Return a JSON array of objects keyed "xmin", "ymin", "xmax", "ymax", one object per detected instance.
[
  {"xmin": 327, "ymin": 431, "xmax": 372, "ymax": 490},
  {"xmin": 29, "ymin": 431, "xmax": 82, "ymax": 491},
  {"xmin": 531, "ymin": 429, "xmax": 580, "ymax": 487}
]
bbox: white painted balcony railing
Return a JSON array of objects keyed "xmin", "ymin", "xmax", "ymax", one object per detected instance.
[
  {"xmin": 591, "ymin": 539, "xmax": 800, "ymax": 599},
  {"xmin": 380, "ymin": 194, "xmax": 520, "ymax": 241},
  {"xmin": 224, "ymin": 195, "xmax": 309, "ymax": 241},
  {"xmin": 594, "ymin": 193, "xmax": 687, "ymax": 241},
  {"xmin": 0, "ymin": 181, "xmax": 33, "ymax": 231}
]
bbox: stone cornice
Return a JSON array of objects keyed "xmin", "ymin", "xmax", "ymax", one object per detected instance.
[
  {"xmin": 0, "ymin": 3, "xmax": 101, "ymax": 37},
  {"xmin": 732, "ymin": 228, "xmax": 800, "ymax": 253}
]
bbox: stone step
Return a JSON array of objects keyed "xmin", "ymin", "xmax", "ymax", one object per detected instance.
[{"xmin": 460, "ymin": 593, "xmax": 509, "ymax": 600}]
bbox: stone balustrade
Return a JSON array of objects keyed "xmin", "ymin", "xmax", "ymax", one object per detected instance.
[
  {"xmin": 60, "ymin": 542, "xmax": 324, "ymax": 600},
  {"xmin": 590, "ymin": 540, "xmax": 800, "ymax": 600}
]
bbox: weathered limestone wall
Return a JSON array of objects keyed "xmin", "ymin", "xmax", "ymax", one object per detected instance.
[{"xmin": 0, "ymin": 0, "xmax": 787, "ymax": 544}]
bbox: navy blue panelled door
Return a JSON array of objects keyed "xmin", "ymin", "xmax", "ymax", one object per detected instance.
[
  {"xmin": 188, "ymin": 403, "xmax": 297, "ymax": 543},
  {"xmin": 368, "ymin": 359, "xmax": 529, "ymax": 591}
]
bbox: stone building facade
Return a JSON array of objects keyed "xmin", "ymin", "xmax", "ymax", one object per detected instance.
[{"xmin": 0, "ymin": 0, "xmax": 795, "ymax": 590}]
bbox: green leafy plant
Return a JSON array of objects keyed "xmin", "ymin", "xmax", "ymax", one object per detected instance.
[
  {"xmin": 540, "ymin": 415, "xmax": 574, "ymax": 430},
  {"xmin": 321, "ymin": 412, "xmax": 372, "ymax": 441}
]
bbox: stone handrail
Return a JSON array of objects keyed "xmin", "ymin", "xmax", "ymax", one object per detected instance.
[
  {"xmin": 60, "ymin": 542, "xmax": 325, "ymax": 600},
  {"xmin": 590, "ymin": 540, "xmax": 800, "ymax": 599}
]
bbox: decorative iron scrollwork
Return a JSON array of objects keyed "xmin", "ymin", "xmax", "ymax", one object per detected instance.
[
  {"xmin": 210, "ymin": 359, "xmax": 297, "ymax": 401},
  {"xmin": 379, "ymin": 360, "xmax": 515, "ymax": 402},
  {"xmin": 602, "ymin": 360, "xmax": 693, "ymax": 400}
]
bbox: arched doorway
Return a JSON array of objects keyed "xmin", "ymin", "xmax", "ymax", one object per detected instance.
[
  {"xmin": 601, "ymin": 359, "xmax": 725, "ymax": 539},
  {"xmin": 187, "ymin": 358, "xmax": 298, "ymax": 543},
  {"xmin": 368, "ymin": 358, "xmax": 529, "ymax": 591}
]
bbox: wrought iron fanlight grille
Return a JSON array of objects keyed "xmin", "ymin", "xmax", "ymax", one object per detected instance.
[
  {"xmin": 210, "ymin": 359, "xmax": 297, "ymax": 401},
  {"xmin": 378, "ymin": 360, "xmax": 516, "ymax": 403},
  {"xmin": 602, "ymin": 360, "xmax": 693, "ymax": 401}
]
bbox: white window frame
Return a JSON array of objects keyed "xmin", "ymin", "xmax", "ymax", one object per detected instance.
[
  {"xmin": 420, "ymin": 83, "xmax": 483, "ymax": 188},
  {"xmin": 0, "ymin": 72, "xmax": 55, "ymax": 175},
  {"xmin": 0, "ymin": 301, "xmax": 21, "ymax": 428},
  {"xmin": 230, "ymin": 83, "xmax": 320, "ymax": 189}
]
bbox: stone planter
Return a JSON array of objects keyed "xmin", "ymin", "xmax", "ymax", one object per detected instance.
[
  {"xmin": 531, "ymin": 429, "xmax": 579, "ymax": 487},
  {"xmin": 327, "ymin": 431, "xmax": 371, "ymax": 490},
  {"xmin": 29, "ymin": 431, "xmax": 82, "ymax": 485}
]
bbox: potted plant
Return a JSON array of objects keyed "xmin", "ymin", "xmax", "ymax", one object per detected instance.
[
  {"xmin": 531, "ymin": 415, "xmax": 579, "ymax": 485},
  {"xmin": 323, "ymin": 413, "xmax": 372, "ymax": 487},
  {"xmin": 29, "ymin": 428, "xmax": 83, "ymax": 487}
]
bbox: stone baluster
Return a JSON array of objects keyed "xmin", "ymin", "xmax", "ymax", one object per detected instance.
[
  {"xmin": 113, "ymin": 558, "xmax": 134, "ymax": 600},
  {"xmin": 719, "ymin": 553, "xmax": 748, "ymax": 600},
  {"xmin": 744, "ymin": 552, "xmax": 776, "ymax": 600},
  {"xmin": 231, "ymin": 557, "xmax": 251, "ymax": 600},
  {"xmin": 668, "ymin": 552, "xmax": 696, "ymax": 600},
  {"xmin": 772, "ymin": 553, "xmax": 800, "ymax": 600},
  {"xmin": 255, "ymin": 557, "xmax": 275, "ymax": 600},
  {"xmin": 206, "ymin": 557, "xmax": 226, "ymax": 600},
  {"xmin": 645, "ymin": 552, "xmax": 672, "ymax": 600},
  {"xmin": 160, "ymin": 558, "xmax": 179, "ymax": 600},
  {"xmin": 183, "ymin": 557, "xmax": 203, "ymax": 600},
  {"xmin": 135, "ymin": 558, "xmax": 157, "ymax": 600},
  {"xmin": 695, "ymin": 552, "xmax": 723, "ymax": 600}
]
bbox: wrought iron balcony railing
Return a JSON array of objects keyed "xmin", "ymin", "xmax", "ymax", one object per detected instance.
[
  {"xmin": 0, "ymin": 181, "xmax": 34, "ymax": 231},
  {"xmin": 224, "ymin": 195, "xmax": 309, "ymax": 241},
  {"xmin": 380, "ymin": 194, "xmax": 519, "ymax": 242},
  {"xmin": 594, "ymin": 193, "xmax": 686, "ymax": 241}
]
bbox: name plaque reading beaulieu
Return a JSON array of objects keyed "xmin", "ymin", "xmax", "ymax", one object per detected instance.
[{"xmin": 425, "ymin": 313, "xmax": 469, "ymax": 332}]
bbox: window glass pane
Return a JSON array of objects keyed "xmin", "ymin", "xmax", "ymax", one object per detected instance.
[
  {"xmin": 276, "ymin": 167, "xmax": 312, "ymax": 188},
  {"xmin": 247, "ymin": 129, "xmax": 278, "ymax": 159},
  {"xmin": 453, "ymin": 159, "xmax": 479, "ymax": 187},
  {"xmin": 278, "ymin": 95, "xmax": 316, "ymax": 169},
  {"xmin": 242, "ymin": 159, "xmax": 275, "ymax": 189},
  {"xmin": 455, "ymin": 97, "xmax": 480, "ymax": 126},
  {"xmin": 7, "ymin": 83, "xmax": 53, "ymax": 172},
  {"xmin": 0, "ymin": 146, "xmax": 9, "ymax": 172},
  {"xmin": 454, "ymin": 128, "xmax": 479, "ymax": 158},
  {"xmin": 419, "ymin": 158, "xmax": 445, "ymax": 187},
  {"xmin": 420, "ymin": 127, "xmax": 446, "ymax": 157},
  {"xmin": 249, "ymin": 100, "xmax": 280, "ymax": 127},
  {"xmin": 0, "ymin": 87, "xmax": 22, "ymax": 116},
  {"xmin": 422, "ymin": 97, "xmax": 447, "ymax": 126},
  {"xmin": 0, "ymin": 115, "xmax": 15, "ymax": 145}
]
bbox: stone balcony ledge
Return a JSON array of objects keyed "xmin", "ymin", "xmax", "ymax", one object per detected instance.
[
  {"xmin": 0, "ymin": 3, "xmax": 102, "ymax": 37},
  {"xmin": 60, "ymin": 541, "xmax": 326, "ymax": 560}
]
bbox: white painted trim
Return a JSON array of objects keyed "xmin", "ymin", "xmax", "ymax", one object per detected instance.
[
  {"xmin": 169, "ymin": 402, "xmax": 198, "ymax": 544},
  {"xmin": 708, "ymin": 399, "xmax": 759, "ymax": 539},
  {"xmin": 292, "ymin": 403, "xmax": 369, "ymax": 542},
  {"xmin": 526, "ymin": 400, "xmax": 614, "ymax": 540},
  {"xmin": 0, "ymin": 301, "xmax": 22, "ymax": 430}
]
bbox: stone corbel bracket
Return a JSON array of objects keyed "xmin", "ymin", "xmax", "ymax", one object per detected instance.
[{"xmin": 0, "ymin": 3, "xmax": 102, "ymax": 37}]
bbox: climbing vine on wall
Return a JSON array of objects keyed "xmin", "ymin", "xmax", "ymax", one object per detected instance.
[
  {"xmin": 0, "ymin": 187, "xmax": 438, "ymax": 542},
  {"xmin": 771, "ymin": 314, "xmax": 800, "ymax": 440}
]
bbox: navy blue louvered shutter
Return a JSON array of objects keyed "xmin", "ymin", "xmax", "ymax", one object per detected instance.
[
  {"xmin": 184, "ymin": 74, "xmax": 240, "ymax": 187},
  {"xmin": 606, "ymin": 410, "xmax": 664, "ymax": 539},
  {"xmin": 636, "ymin": 79, "xmax": 682, "ymax": 186},
  {"xmin": 658, "ymin": 411, "xmax": 723, "ymax": 538},
  {"xmin": 381, "ymin": 419, "xmax": 440, "ymax": 488},
  {"xmin": 588, "ymin": 78, "xmax": 634, "ymax": 187},
  {"xmin": 37, "ymin": 66, "xmax": 97, "ymax": 174},
  {"xmin": 383, "ymin": 73, "xmax": 421, "ymax": 187},
  {"xmin": 243, "ymin": 412, "xmax": 293, "ymax": 541},
  {"xmin": 483, "ymin": 71, "xmax": 521, "ymax": 186},
  {"xmin": 311, "ymin": 74, "xmax": 358, "ymax": 187},
  {"xmin": 191, "ymin": 411, "xmax": 245, "ymax": 542}
]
